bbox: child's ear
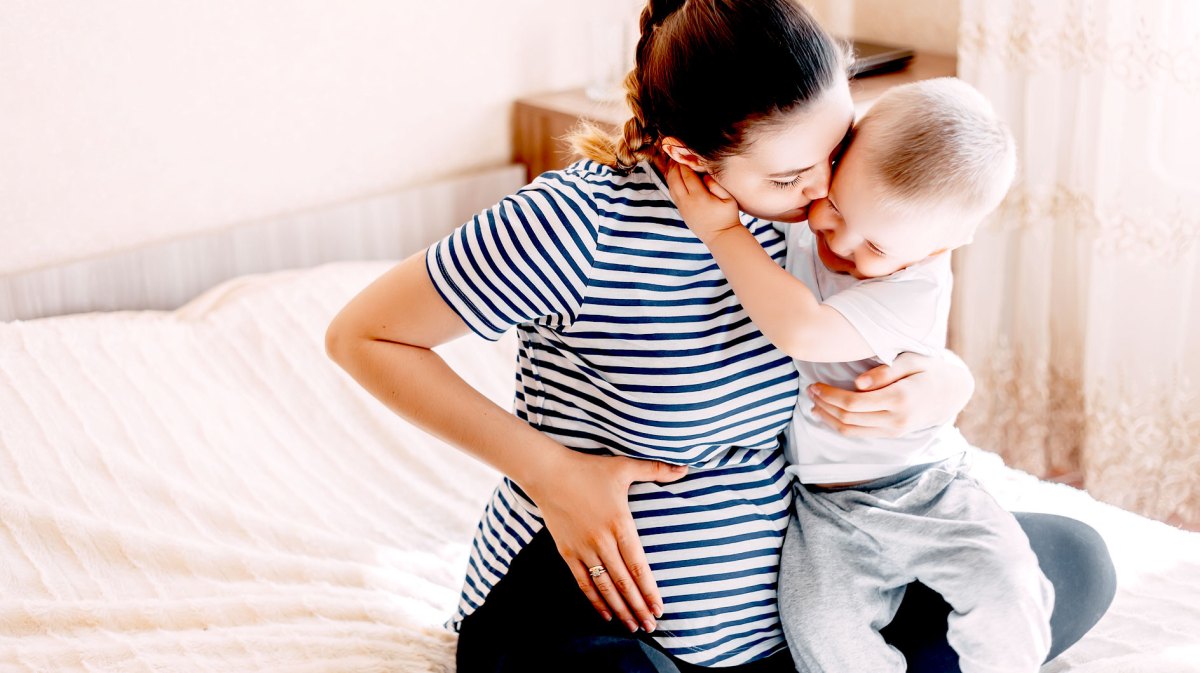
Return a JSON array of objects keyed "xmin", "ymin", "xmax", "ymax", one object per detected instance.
[
  {"xmin": 931, "ymin": 234, "xmax": 973, "ymax": 258},
  {"xmin": 660, "ymin": 138, "xmax": 710, "ymax": 173},
  {"xmin": 951, "ymin": 231, "xmax": 976, "ymax": 249}
]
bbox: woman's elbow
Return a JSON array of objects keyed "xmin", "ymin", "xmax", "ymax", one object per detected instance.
[
  {"xmin": 324, "ymin": 311, "xmax": 363, "ymax": 366},
  {"xmin": 324, "ymin": 256, "xmax": 463, "ymax": 366}
]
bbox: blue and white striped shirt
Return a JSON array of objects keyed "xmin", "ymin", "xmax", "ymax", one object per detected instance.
[{"xmin": 426, "ymin": 160, "xmax": 800, "ymax": 667}]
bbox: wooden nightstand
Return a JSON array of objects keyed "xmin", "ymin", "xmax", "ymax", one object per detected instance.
[{"xmin": 512, "ymin": 52, "xmax": 956, "ymax": 182}]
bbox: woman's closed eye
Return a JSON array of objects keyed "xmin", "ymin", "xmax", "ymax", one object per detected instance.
[{"xmin": 769, "ymin": 174, "xmax": 805, "ymax": 189}]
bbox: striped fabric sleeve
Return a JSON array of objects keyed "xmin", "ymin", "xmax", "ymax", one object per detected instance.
[{"xmin": 425, "ymin": 167, "xmax": 600, "ymax": 341}]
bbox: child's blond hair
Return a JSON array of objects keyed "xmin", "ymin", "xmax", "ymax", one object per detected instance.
[{"xmin": 854, "ymin": 77, "xmax": 1015, "ymax": 241}]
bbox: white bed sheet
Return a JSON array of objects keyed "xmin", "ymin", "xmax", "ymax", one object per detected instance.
[{"xmin": 0, "ymin": 261, "xmax": 1196, "ymax": 672}]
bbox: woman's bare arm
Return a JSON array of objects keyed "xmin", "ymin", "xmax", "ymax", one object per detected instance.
[
  {"xmin": 807, "ymin": 350, "xmax": 976, "ymax": 437},
  {"xmin": 326, "ymin": 254, "xmax": 557, "ymax": 485},
  {"xmin": 325, "ymin": 252, "xmax": 686, "ymax": 633}
]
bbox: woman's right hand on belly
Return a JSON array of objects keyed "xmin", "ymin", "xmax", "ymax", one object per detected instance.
[
  {"xmin": 326, "ymin": 255, "xmax": 687, "ymax": 633},
  {"xmin": 524, "ymin": 450, "xmax": 689, "ymax": 634}
]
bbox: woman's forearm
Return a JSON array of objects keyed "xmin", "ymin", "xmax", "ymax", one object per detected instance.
[
  {"xmin": 935, "ymin": 348, "xmax": 976, "ymax": 419},
  {"xmin": 328, "ymin": 334, "xmax": 570, "ymax": 494},
  {"xmin": 324, "ymin": 254, "xmax": 574, "ymax": 494}
]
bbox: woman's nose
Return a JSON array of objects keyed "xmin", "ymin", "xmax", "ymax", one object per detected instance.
[{"xmin": 802, "ymin": 162, "xmax": 832, "ymax": 201}]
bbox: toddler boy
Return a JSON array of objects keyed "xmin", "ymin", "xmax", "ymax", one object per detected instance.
[{"xmin": 668, "ymin": 77, "xmax": 1054, "ymax": 673}]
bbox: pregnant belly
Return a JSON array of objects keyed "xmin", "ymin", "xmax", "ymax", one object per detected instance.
[{"xmin": 628, "ymin": 446, "xmax": 792, "ymax": 665}]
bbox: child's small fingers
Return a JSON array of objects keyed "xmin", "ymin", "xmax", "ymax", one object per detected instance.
[
  {"xmin": 702, "ymin": 175, "xmax": 733, "ymax": 201},
  {"xmin": 678, "ymin": 164, "xmax": 705, "ymax": 194},
  {"xmin": 665, "ymin": 162, "xmax": 685, "ymax": 195}
]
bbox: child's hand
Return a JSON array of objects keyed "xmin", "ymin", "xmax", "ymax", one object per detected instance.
[{"xmin": 666, "ymin": 162, "xmax": 741, "ymax": 244}]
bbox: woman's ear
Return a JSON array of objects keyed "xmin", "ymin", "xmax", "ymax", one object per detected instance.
[{"xmin": 660, "ymin": 138, "xmax": 710, "ymax": 173}]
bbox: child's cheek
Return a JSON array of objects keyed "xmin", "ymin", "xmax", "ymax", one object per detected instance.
[{"xmin": 858, "ymin": 258, "xmax": 891, "ymax": 279}]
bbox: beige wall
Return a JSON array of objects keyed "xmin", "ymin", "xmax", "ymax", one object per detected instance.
[
  {"xmin": 0, "ymin": 0, "xmax": 957, "ymax": 277},
  {"xmin": 0, "ymin": 0, "xmax": 639, "ymax": 275},
  {"xmin": 804, "ymin": 0, "xmax": 959, "ymax": 56}
]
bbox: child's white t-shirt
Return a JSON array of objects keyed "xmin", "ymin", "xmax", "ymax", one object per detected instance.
[{"xmin": 782, "ymin": 225, "xmax": 969, "ymax": 484}]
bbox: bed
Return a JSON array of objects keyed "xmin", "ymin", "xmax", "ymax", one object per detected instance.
[{"xmin": 1, "ymin": 260, "xmax": 1198, "ymax": 672}]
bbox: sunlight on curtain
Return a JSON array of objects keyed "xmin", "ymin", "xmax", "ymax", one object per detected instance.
[{"xmin": 953, "ymin": 0, "xmax": 1200, "ymax": 527}]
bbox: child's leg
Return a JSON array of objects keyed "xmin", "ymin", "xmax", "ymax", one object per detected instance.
[
  {"xmin": 778, "ymin": 486, "xmax": 909, "ymax": 673},
  {"xmin": 880, "ymin": 514, "xmax": 1114, "ymax": 672},
  {"xmin": 888, "ymin": 471, "xmax": 1055, "ymax": 673}
]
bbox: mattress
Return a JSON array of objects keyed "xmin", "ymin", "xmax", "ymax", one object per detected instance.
[{"xmin": 0, "ymin": 261, "xmax": 1197, "ymax": 672}]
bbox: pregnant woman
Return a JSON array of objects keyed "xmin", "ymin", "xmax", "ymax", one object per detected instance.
[{"xmin": 326, "ymin": 1, "xmax": 1114, "ymax": 671}]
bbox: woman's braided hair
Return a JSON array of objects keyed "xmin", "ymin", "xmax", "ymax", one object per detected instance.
[{"xmin": 571, "ymin": 0, "xmax": 846, "ymax": 175}]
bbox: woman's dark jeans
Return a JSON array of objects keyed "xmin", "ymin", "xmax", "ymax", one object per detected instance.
[{"xmin": 456, "ymin": 513, "xmax": 1115, "ymax": 673}]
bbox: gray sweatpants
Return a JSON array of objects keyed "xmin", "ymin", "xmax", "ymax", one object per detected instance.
[{"xmin": 778, "ymin": 461, "xmax": 1055, "ymax": 673}]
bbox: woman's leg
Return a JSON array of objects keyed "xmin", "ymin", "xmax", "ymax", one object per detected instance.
[
  {"xmin": 880, "ymin": 512, "xmax": 1117, "ymax": 672},
  {"xmin": 1014, "ymin": 513, "xmax": 1118, "ymax": 659},
  {"xmin": 456, "ymin": 527, "xmax": 803, "ymax": 673},
  {"xmin": 456, "ymin": 528, "xmax": 677, "ymax": 673},
  {"xmin": 459, "ymin": 512, "xmax": 1116, "ymax": 672}
]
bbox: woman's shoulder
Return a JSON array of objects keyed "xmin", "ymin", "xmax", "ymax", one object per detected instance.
[
  {"xmin": 527, "ymin": 160, "xmax": 664, "ymax": 199},
  {"xmin": 504, "ymin": 160, "xmax": 674, "ymax": 243}
]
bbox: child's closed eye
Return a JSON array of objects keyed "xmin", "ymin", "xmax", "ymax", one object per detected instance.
[{"xmin": 770, "ymin": 175, "xmax": 803, "ymax": 189}]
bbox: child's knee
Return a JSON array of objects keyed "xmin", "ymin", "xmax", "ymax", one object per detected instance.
[{"xmin": 983, "ymin": 541, "xmax": 1055, "ymax": 609}]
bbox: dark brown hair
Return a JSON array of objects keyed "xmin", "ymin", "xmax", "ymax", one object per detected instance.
[{"xmin": 573, "ymin": 0, "xmax": 846, "ymax": 174}]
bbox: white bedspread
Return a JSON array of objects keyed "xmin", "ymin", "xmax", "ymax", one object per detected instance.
[{"xmin": 0, "ymin": 262, "xmax": 1197, "ymax": 672}]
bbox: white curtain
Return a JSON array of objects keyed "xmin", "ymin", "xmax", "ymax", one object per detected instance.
[{"xmin": 953, "ymin": 0, "xmax": 1200, "ymax": 527}]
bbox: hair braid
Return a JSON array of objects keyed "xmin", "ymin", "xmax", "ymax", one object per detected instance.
[{"xmin": 571, "ymin": 0, "xmax": 687, "ymax": 174}]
